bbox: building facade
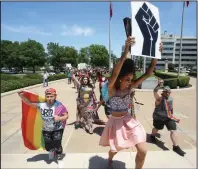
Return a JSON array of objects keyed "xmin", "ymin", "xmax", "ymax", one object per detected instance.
[
  {"xmin": 147, "ymin": 32, "xmax": 197, "ymax": 69},
  {"xmin": 122, "ymin": 32, "xmax": 197, "ymax": 70}
]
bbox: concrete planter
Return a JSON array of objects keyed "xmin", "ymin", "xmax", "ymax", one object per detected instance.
[{"xmin": 139, "ymin": 77, "xmax": 158, "ymax": 89}]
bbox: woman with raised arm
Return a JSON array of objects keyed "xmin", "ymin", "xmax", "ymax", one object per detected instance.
[
  {"xmin": 72, "ymin": 74, "xmax": 105, "ymax": 134},
  {"xmin": 99, "ymin": 36, "xmax": 163, "ymax": 169}
]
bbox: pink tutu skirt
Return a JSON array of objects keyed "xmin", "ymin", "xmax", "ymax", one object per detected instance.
[{"xmin": 99, "ymin": 113, "xmax": 146, "ymax": 152}]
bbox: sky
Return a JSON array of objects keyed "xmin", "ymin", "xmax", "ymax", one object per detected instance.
[{"xmin": 1, "ymin": 1, "xmax": 197, "ymax": 57}]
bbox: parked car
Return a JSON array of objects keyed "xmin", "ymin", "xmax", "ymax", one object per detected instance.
[{"xmin": 49, "ymin": 72, "xmax": 56, "ymax": 75}]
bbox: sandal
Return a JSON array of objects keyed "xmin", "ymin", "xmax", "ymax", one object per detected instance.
[{"xmin": 108, "ymin": 159, "xmax": 113, "ymax": 169}]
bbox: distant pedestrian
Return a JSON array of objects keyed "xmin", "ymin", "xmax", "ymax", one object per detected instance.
[
  {"xmin": 67, "ymin": 70, "xmax": 72, "ymax": 84},
  {"xmin": 43, "ymin": 71, "xmax": 49, "ymax": 87}
]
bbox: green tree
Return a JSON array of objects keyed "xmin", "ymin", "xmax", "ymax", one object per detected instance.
[
  {"xmin": 47, "ymin": 42, "xmax": 78, "ymax": 71},
  {"xmin": 47, "ymin": 42, "xmax": 60, "ymax": 71},
  {"xmin": 1, "ymin": 40, "xmax": 25, "ymax": 72},
  {"xmin": 78, "ymin": 47, "xmax": 90, "ymax": 64},
  {"xmin": 137, "ymin": 56, "xmax": 143, "ymax": 69},
  {"xmin": 20, "ymin": 39, "xmax": 46, "ymax": 73},
  {"xmin": 89, "ymin": 44, "xmax": 109, "ymax": 67},
  {"xmin": 62, "ymin": 46, "xmax": 78, "ymax": 67},
  {"xmin": 1, "ymin": 40, "xmax": 14, "ymax": 70}
]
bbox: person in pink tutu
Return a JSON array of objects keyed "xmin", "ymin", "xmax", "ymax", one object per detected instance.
[{"xmin": 99, "ymin": 36, "xmax": 163, "ymax": 169}]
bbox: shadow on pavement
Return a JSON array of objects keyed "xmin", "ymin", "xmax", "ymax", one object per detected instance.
[
  {"xmin": 93, "ymin": 126, "xmax": 104, "ymax": 136},
  {"xmin": 88, "ymin": 155, "xmax": 126, "ymax": 169},
  {"xmin": 146, "ymin": 133, "xmax": 169, "ymax": 151},
  {"xmin": 27, "ymin": 154, "xmax": 54, "ymax": 164},
  {"xmin": 26, "ymin": 153, "xmax": 66, "ymax": 164},
  {"xmin": 67, "ymin": 121, "xmax": 76, "ymax": 126}
]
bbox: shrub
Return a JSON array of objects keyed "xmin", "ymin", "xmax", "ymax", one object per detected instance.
[
  {"xmin": 177, "ymin": 76, "xmax": 190, "ymax": 87},
  {"xmin": 1, "ymin": 74, "xmax": 67, "ymax": 93},
  {"xmin": 155, "ymin": 71, "xmax": 190, "ymax": 88},
  {"xmin": 164, "ymin": 78, "xmax": 178, "ymax": 89},
  {"xmin": 23, "ymin": 74, "xmax": 42, "ymax": 79},
  {"xmin": 1, "ymin": 80, "xmax": 24, "ymax": 93},
  {"xmin": 1, "ymin": 74, "xmax": 21, "ymax": 81},
  {"xmin": 188, "ymin": 71, "xmax": 197, "ymax": 77},
  {"xmin": 48, "ymin": 74, "xmax": 67, "ymax": 81}
]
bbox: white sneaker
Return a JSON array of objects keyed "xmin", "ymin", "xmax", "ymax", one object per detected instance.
[
  {"xmin": 49, "ymin": 151, "xmax": 55, "ymax": 160},
  {"xmin": 58, "ymin": 159, "xmax": 64, "ymax": 169}
]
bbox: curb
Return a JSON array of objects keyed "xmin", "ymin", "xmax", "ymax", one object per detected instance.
[
  {"xmin": 135, "ymin": 85, "xmax": 195, "ymax": 92},
  {"xmin": 1, "ymin": 79, "xmax": 66, "ymax": 97}
]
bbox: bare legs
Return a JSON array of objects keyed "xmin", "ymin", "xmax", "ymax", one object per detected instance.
[
  {"xmin": 108, "ymin": 150, "xmax": 117, "ymax": 168},
  {"xmin": 108, "ymin": 150, "xmax": 117, "ymax": 161},
  {"xmin": 107, "ymin": 142, "xmax": 147, "ymax": 169},
  {"xmin": 170, "ymin": 130, "xmax": 177, "ymax": 146},
  {"xmin": 135, "ymin": 142, "xmax": 147, "ymax": 169},
  {"xmin": 151, "ymin": 127, "xmax": 158, "ymax": 136},
  {"xmin": 152, "ymin": 128, "xmax": 177, "ymax": 146}
]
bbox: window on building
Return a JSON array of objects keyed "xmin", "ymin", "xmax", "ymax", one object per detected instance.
[
  {"xmin": 163, "ymin": 42, "xmax": 174, "ymax": 45},
  {"xmin": 163, "ymin": 47, "xmax": 174, "ymax": 50},
  {"xmin": 175, "ymin": 49, "xmax": 197, "ymax": 51},
  {"xmin": 176, "ymin": 43, "xmax": 197, "ymax": 46}
]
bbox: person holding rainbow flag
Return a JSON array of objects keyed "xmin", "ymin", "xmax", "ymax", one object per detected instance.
[{"xmin": 18, "ymin": 88, "xmax": 68, "ymax": 168}]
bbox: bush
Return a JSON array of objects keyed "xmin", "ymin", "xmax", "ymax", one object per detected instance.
[
  {"xmin": 23, "ymin": 74, "xmax": 42, "ymax": 80},
  {"xmin": 1, "ymin": 74, "xmax": 21, "ymax": 81},
  {"xmin": 1, "ymin": 80, "xmax": 25, "ymax": 93},
  {"xmin": 188, "ymin": 71, "xmax": 197, "ymax": 77},
  {"xmin": 1, "ymin": 74, "xmax": 67, "ymax": 93},
  {"xmin": 48, "ymin": 74, "xmax": 67, "ymax": 81},
  {"xmin": 168, "ymin": 63, "xmax": 175, "ymax": 71},
  {"xmin": 155, "ymin": 71, "xmax": 190, "ymax": 88},
  {"xmin": 164, "ymin": 78, "xmax": 178, "ymax": 89}
]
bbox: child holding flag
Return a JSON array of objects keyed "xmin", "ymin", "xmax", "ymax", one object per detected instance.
[{"xmin": 18, "ymin": 88, "xmax": 69, "ymax": 168}]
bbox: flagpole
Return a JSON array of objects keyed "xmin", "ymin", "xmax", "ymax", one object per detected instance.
[
  {"xmin": 178, "ymin": 1, "xmax": 185, "ymax": 77},
  {"xmin": 109, "ymin": 4, "xmax": 111, "ymax": 71}
]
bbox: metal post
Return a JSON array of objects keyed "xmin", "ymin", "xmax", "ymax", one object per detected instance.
[
  {"xmin": 109, "ymin": 10, "xmax": 111, "ymax": 70},
  {"xmin": 143, "ymin": 57, "xmax": 146, "ymax": 73},
  {"xmin": 178, "ymin": 2, "xmax": 185, "ymax": 77}
]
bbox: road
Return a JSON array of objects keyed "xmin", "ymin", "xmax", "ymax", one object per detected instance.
[{"xmin": 1, "ymin": 77, "xmax": 196, "ymax": 168}]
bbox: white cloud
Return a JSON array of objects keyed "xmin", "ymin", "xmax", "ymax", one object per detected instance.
[
  {"xmin": 2, "ymin": 24, "xmax": 52, "ymax": 36},
  {"xmin": 61, "ymin": 24, "xmax": 95, "ymax": 36}
]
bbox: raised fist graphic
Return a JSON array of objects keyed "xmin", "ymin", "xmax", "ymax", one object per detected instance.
[{"xmin": 135, "ymin": 2, "xmax": 159, "ymax": 56}]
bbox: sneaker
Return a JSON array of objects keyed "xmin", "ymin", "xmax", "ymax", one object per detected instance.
[
  {"xmin": 150, "ymin": 135, "xmax": 157, "ymax": 143},
  {"xmin": 57, "ymin": 154, "xmax": 64, "ymax": 169},
  {"xmin": 173, "ymin": 145, "xmax": 186, "ymax": 156},
  {"xmin": 57, "ymin": 159, "xmax": 64, "ymax": 169},
  {"xmin": 49, "ymin": 150, "xmax": 55, "ymax": 160}
]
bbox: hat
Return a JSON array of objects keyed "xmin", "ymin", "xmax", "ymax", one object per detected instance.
[
  {"xmin": 45, "ymin": 88, "xmax": 56, "ymax": 95},
  {"xmin": 163, "ymin": 86, "xmax": 171, "ymax": 93}
]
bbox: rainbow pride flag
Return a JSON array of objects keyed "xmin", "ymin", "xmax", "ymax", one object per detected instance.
[{"xmin": 21, "ymin": 91, "xmax": 45, "ymax": 150}]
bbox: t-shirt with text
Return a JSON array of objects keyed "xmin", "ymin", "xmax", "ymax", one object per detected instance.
[{"xmin": 37, "ymin": 102, "xmax": 64, "ymax": 131}]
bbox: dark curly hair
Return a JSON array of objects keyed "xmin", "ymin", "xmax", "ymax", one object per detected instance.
[
  {"xmin": 115, "ymin": 58, "xmax": 135, "ymax": 89},
  {"xmin": 80, "ymin": 75, "xmax": 93, "ymax": 88}
]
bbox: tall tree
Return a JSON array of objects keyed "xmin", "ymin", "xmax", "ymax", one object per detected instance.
[
  {"xmin": 1, "ymin": 40, "xmax": 13, "ymax": 70},
  {"xmin": 89, "ymin": 44, "xmax": 109, "ymax": 67},
  {"xmin": 20, "ymin": 39, "xmax": 46, "ymax": 73},
  {"xmin": 78, "ymin": 47, "xmax": 90, "ymax": 64}
]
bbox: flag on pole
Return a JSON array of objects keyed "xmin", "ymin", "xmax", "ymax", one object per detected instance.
[
  {"xmin": 186, "ymin": 1, "xmax": 189, "ymax": 7},
  {"xmin": 110, "ymin": 1, "xmax": 113, "ymax": 19}
]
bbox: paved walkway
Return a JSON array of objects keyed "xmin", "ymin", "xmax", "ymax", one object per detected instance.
[{"xmin": 1, "ymin": 78, "xmax": 197, "ymax": 168}]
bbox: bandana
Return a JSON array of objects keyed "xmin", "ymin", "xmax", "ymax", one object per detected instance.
[{"xmin": 45, "ymin": 88, "xmax": 56, "ymax": 95}]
